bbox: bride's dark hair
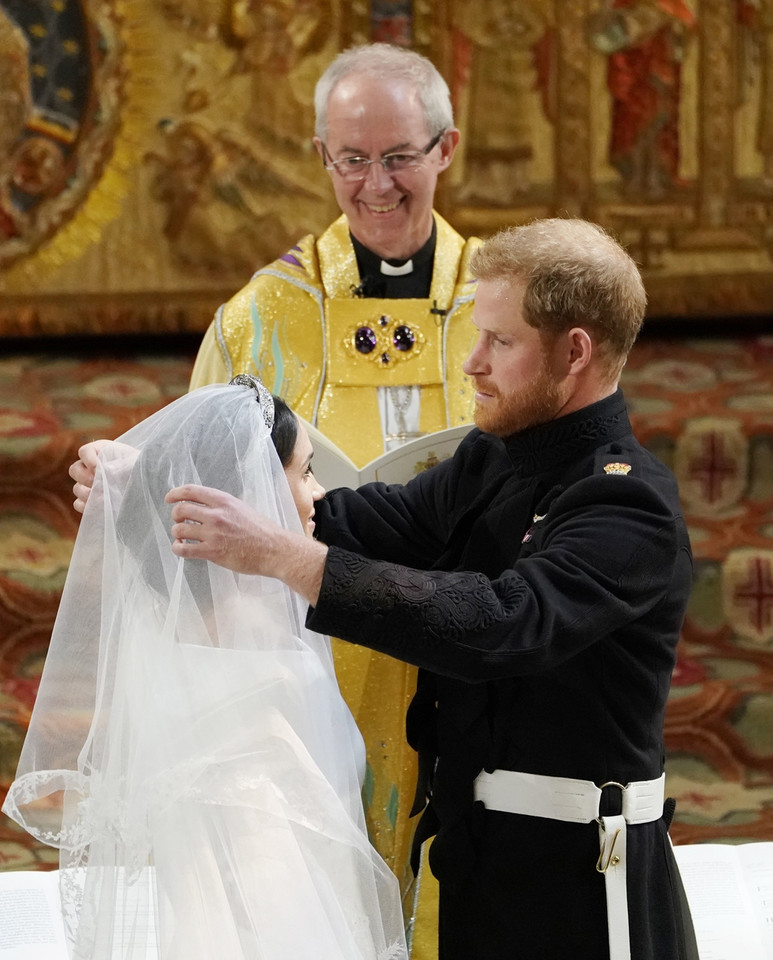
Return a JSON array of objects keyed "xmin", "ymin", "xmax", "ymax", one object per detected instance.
[{"xmin": 270, "ymin": 395, "xmax": 298, "ymax": 468}]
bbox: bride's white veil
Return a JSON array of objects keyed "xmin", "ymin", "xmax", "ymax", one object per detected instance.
[{"xmin": 3, "ymin": 382, "xmax": 407, "ymax": 960}]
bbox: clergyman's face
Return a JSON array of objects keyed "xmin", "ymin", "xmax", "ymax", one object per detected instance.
[
  {"xmin": 462, "ymin": 278, "xmax": 567, "ymax": 438},
  {"xmin": 283, "ymin": 419, "xmax": 325, "ymax": 538},
  {"xmin": 314, "ymin": 73, "xmax": 457, "ymax": 261}
]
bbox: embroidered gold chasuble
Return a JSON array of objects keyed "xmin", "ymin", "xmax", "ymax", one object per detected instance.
[
  {"xmin": 190, "ymin": 212, "xmax": 480, "ymax": 947},
  {"xmin": 200, "ymin": 213, "xmax": 481, "ymax": 465}
]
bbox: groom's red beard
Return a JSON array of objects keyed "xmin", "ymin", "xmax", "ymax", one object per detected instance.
[{"xmin": 471, "ymin": 360, "xmax": 563, "ymax": 438}]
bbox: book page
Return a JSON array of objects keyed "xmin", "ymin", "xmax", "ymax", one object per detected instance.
[
  {"xmin": 299, "ymin": 418, "xmax": 359, "ymax": 491},
  {"xmin": 363, "ymin": 425, "xmax": 472, "ymax": 485},
  {"xmin": 0, "ymin": 868, "xmax": 159, "ymax": 960},
  {"xmin": 301, "ymin": 418, "xmax": 472, "ymax": 490},
  {"xmin": 674, "ymin": 843, "xmax": 769, "ymax": 960},
  {"xmin": 738, "ymin": 843, "xmax": 773, "ymax": 955},
  {"xmin": 0, "ymin": 870, "xmax": 66, "ymax": 960}
]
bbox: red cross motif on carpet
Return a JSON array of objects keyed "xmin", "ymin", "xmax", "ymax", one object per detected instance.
[
  {"xmin": 676, "ymin": 419, "xmax": 747, "ymax": 515},
  {"xmin": 723, "ymin": 549, "xmax": 773, "ymax": 646}
]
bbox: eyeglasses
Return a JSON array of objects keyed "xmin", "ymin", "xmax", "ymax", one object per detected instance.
[{"xmin": 322, "ymin": 132, "xmax": 445, "ymax": 182}]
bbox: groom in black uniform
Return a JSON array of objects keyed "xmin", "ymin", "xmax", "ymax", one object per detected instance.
[{"xmin": 169, "ymin": 216, "xmax": 699, "ymax": 960}]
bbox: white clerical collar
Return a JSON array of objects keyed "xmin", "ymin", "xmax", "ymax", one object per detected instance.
[{"xmin": 380, "ymin": 259, "xmax": 414, "ymax": 276}]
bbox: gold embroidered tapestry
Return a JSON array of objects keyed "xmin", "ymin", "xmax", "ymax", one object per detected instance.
[{"xmin": 0, "ymin": 0, "xmax": 770, "ymax": 336}]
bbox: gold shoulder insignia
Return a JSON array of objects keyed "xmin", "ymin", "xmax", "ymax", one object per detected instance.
[{"xmin": 604, "ymin": 462, "xmax": 632, "ymax": 476}]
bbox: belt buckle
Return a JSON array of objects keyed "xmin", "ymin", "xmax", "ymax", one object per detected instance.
[{"xmin": 598, "ymin": 779, "xmax": 626, "ymax": 819}]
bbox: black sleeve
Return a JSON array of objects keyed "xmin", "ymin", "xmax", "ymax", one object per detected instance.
[{"xmin": 307, "ymin": 473, "xmax": 692, "ymax": 681}]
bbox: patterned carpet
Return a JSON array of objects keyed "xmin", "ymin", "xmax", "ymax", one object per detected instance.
[
  {"xmin": 0, "ymin": 343, "xmax": 197, "ymax": 869},
  {"xmin": 623, "ymin": 336, "xmax": 773, "ymax": 845},
  {"xmin": 1, "ymin": 334, "xmax": 773, "ymax": 875}
]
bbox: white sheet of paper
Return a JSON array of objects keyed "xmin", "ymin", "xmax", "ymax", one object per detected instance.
[{"xmin": 674, "ymin": 842, "xmax": 773, "ymax": 960}]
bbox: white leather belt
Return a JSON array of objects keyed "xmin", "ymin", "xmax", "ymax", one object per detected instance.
[{"xmin": 474, "ymin": 769, "xmax": 666, "ymax": 960}]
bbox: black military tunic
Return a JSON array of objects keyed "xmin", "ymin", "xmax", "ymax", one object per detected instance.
[{"xmin": 309, "ymin": 390, "xmax": 698, "ymax": 960}]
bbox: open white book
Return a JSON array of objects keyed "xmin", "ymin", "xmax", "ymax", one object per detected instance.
[
  {"xmin": 674, "ymin": 842, "xmax": 773, "ymax": 959},
  {"xmin": 0, "ymin": 869, "xmax": 67, "ymax": 960},
  {"xmin": 0, "ymin": 868, "xmax": 158, "ymax": 960},
  {"xmin": 300, "ymin": 420, "xmax": 473, "ymax": 491}
]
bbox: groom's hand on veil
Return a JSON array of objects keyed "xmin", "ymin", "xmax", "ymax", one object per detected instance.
[{"xmin": 166, "ymin": 484, "xmax": 327, "ymax": 605}]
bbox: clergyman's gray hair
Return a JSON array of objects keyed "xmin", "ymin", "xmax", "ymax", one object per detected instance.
[{"xmin": 314, "ymin": 43, "xmax": 453, "ymax": 142}]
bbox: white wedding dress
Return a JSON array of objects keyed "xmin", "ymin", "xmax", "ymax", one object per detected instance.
[{"xmin": 3, "ymin": 382, "xmax": 407, "ymax": 960}]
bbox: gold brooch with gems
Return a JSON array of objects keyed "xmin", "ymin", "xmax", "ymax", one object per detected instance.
[{"xmin": 343, "ymin": 314, "xmax": 426, "ymax": 368}]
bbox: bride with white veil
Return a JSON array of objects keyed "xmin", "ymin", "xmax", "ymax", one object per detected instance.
[{"xmin": 3, "ymin": 378, "xmax": 407, "ymax": 960}]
